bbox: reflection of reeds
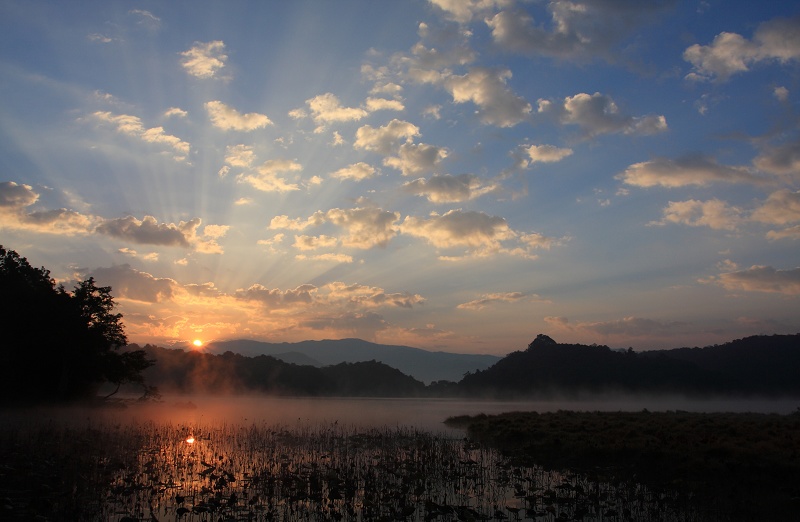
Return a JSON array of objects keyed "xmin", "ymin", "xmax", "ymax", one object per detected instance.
[{"xmin": 1, "ymin": 418, "xmax": 703, "ymax": 521}]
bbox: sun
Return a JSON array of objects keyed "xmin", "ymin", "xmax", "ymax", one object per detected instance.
[{"xmin": 192, "ymin": 339, "xmax": 203, "ymax": 348}]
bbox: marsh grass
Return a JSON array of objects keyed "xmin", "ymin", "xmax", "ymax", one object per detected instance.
[
  {"xmin": 0, "ymin": 412, "xmax": 707, "ymax": 521},
  {"xmin": 445, "ymin": 410, "xmax": 800, "ymax": 521}
]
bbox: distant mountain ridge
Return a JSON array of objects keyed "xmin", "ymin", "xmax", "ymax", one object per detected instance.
[
  {"xmin": 130, "ymin": 334, "xmax": 800, "ymax": 398},
  {"xmin": 459, "ymin": 334, "xmax": 800, "ymax": 397},
  {"xmin": 138, "ymin": 345, "xmax": 426, "ymax": 396},
  {"xmin": 203, "ymin": 338, "xmax": 502, "ymax": 384}
]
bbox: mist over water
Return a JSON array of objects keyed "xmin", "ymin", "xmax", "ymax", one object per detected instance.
[{"xmin": 6, "ymin": 394, "xmax": 797, "ymax": 434}]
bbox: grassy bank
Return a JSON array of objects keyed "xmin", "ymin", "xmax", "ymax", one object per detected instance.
[{"xmin": 445, "ymin": 409, "xmax": 800, "ymax": 521}]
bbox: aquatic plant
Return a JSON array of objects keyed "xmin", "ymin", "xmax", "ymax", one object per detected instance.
[{"xmin": 0, "ymin": 413, "xmax": 708, "ymax": 521}]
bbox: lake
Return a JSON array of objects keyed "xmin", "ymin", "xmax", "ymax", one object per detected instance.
[
  {"xmin": 3, "ymin": 394, "xmax": 797, "ymax": 520},
  {"xmin": 14, "ymin": 393, "xmax": 796, "ymax": 433}
]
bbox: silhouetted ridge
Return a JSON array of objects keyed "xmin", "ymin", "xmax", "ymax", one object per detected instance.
[
  {"xmin": 528, "ymin": 334, "xmax": 557, "ymax": 348},
  {"xmin": 460, "ymin": 334, "xmax": 799, "ymax": 397},
  {"xmin": 642, "ymin": 334, "xmax": 800, "ymax": 394},
  {"xmin": 136, "ymin": 333, "xmax": 799, "ymax": 398},
  {"xmin": 139, "ymin": 345, "xmax": 425, "ymax": 396},
  {"xmin": 203, "ymin": 338, "xmax": 500, "ymax": 383}
]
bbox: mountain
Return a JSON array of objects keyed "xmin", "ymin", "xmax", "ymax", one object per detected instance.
[
  {"xmin": 459, "ymin": 334, "xmax": 800, "ymax": 397},
  {"xmin": 131, "ymin": 334, "xmax": 799, "ymax": 399},
  {"xmin": 137, "ymin": 345, "xmax": 426, "ymax": 396},
  {"xmin": 642, "ymin": 334, "xmax": 800, "ymax": 395},
  {"xmin": 203, "ymin": 338, "xmax": 501, "ymax": 383},
  {"xmin": 271, "ymin": 352, "xmax": 322, "ymax": 367}
]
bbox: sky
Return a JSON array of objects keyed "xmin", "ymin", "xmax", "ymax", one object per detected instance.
[{"xmin": 1, "ymin": 1, "xmax": 799, "ymax": 355}]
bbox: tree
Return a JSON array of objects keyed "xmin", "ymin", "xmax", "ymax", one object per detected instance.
[{"xmin": 0, "ymin": 245, "xmax": 155, "ymax": 403}]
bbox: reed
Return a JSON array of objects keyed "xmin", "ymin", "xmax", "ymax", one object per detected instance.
[
  {"xmin": 446, "ymin": 409, "xmax": 800, "ymax": 521},
  {"xmin": 1, "ymin": 413, "xmax": 713, "ymax": 521}
]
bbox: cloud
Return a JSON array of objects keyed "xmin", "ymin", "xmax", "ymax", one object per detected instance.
[
  {"xmin": 238, "ymin": 159, "xmax": 303, "ymax": 193},
  {"xmin": 523, "ymin": 144, "xmax": 573, "ymax": 165},
  {"xmin": 96, "ymin": 215, "xmax": 228, "ymax": 253},
  {"xmin": 324, "ymin": 207, "xmax": 401, "ymax": 248},
  {"xmin": 0, "ymin": 181, "xmax": 39, "ymax": 208},
  {"xmin": 235, "ymin": 283, "xmax": 318, "ymax": 306},
  {"xmin": 546, "ymin": 315, "xmax": 688, "ymax": 337},
  {"xmin": 0, "ymin": 182, "xmax": 99, "ymax": 235},
  {"xmin": 423, "ymin": 105, "xmax": 442, "ymax": 119},
  {"xmin": 90, "ymin": 264, "xmax": 175, "ymax": 303},
  {"xmin": 774, "ymin": 86, "xmax": 789, "ymax": 102},
  {"xmin": 407, "ymin": 39, "xmax": 476, "ymax": 73},
  {"xmin": 96, "ymin": 215, "xmax": 194, "ymax": 247},
  {"xmin": 443, "ymin": 67, "xmax": 532, "ymax": 127},
  {"xmin": 582, "ymin": 317, "xmax": 687, "ymax": 337},
  {"xmin": 540, "ymin": 92, "xmax": 667, "ymax": 137},
  {"xmin": 457, "ymin": 291, "xmax": 527, "ymax": 310},
  {"xmin": 203, "ymin": 224, "xmax": 230, "ymax": 239},
  {"xmin": 326, "ymin": 282, "xmax": 425, "ymax": 309},
  {"xmin": 766, "ymin": 226, "xmax": 800, "ymax": 241},
  {"xmin": 428, "ymin": 0, "xmax": 510, "ymax": 24},
  {"xmin": 301, "ymin": 93, "xmax": 368, "ymax": 131},
  {"xmin": 402, "ymin": 174, "xmax": 498, "ymax": 203},
  {"xmin": 183, "ymin": 282, "xmax": 224, "ymax": 298},
  {"xmin": 684, "ymin": 16, "xmax": 800, "ymax": 81},
  {"xmin": 271, "ymin": 207, "xmax": 400, "ymax": 249},
  {"xmin": 331, "ymin": 131, "xmax": 346, "ymax": 146},
  {"xmin": 295, "ymin": 253, "xmax": 354, "ymax": 263},
  {"xmin": 293, "ymin": 234, "xmax": 338, "ymax": 251},
  {"xmin": 269, "ymin": 215, "xmax": 320, "ymax": 231},
  {"xmin": 88, "ymin": 33, "xmax": 113, "ymax": 44},
  {"xmin": 164, "ymin": 107, "xmax": 188, "ymax": 118},
  {"xmin": 710, "ymin": 265, "xmax": 800, "ymax": 295},
  {"xmin": 128, "ymin": 9, "xmax": 161, "ymax": 30},
  {"xmin": 519, "ymin": 232, "xmax": 564, "ymax": 250},
  {"xmin": 330, "ymin": 162, "xmax": 377, "ymax": 181},
  {"xmin": 383, "ymin": 142, "xmax": 448, "ymax": 175},
  {"xmin": 118, "ymin": 247, "xmax": 159, "ymax": 261},
  {"xmin": 0, "ymin": 187, "xmax": 218, "ymax": 254},
  {"xmin": 91, "ymin": 111, "xmax": 190, "ymax": 160},
  {"xmin": 292, "ymin": 91, "xmax": 408, "ymax": 133},
  {"xmin": 617, "ymin": 154, "xmax": 765, "ymax": 188},
  {"xmin": 400, "ymin": 209, "xmax": 515, "ymax": 252},
  {"xmin": 181, "ymin": 41, "xmax": 227, "ymax": 79},
  {"xmin": 486, "ymin": 2, "xmax": 675, "ymax": 62},
  {"xmin": 354, "ymin": 119, "xmax": 420, "ymax": 154},
  {"xmin": 205, "ymin": 101, "xmax": 272, "ymax": 131},
  {"xmin": 650, "ymin": 199, "xmax": 743, "ymax": 230},
  {"xmin": 751, "ymin": 189, "xmax": 800, "ymax": 226},
  {"xmin": 224, "ymin": 144, "xmax": 256, "ymax": 168},
  {"xmin": 753, "ymin": 137, "xmax": 800, "ymax": 178},
  {"xmin": 365, "ymin": 97, "xmax": 405, "ymax": 112},
  {"xmin": 234, "ymin": 281, "xmax": 423, "ymax": 310},
  {"xmin": 1, "ymin": 207, "xmax": 98, "ymax": 236},
  {"xmin": 298, "ymin": 311, "xmax": 388, "ymax": 340}
]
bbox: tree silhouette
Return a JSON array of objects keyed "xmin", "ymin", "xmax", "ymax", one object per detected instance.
[{"xmin": 0, "ymin": 245, "xmax": 155, "ymax": 403}]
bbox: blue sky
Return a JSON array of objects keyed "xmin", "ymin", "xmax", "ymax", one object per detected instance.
[{"xmin": 1, "ymin": 0, "xmax": 799, "ymax": 355}]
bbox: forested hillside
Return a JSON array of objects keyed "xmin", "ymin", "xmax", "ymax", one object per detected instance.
[
  {"xmin": 135, "ymin": 333, "xmax": 800, "ymax": 398},
  {"xmin": 459, "ymin": 334, "xmax": 800, "ymax": 397},
  {"xmin": 642, "ymin": 335, "xmax": 800, "ymax": 394},
  {"xmin": 137, "ymin": 345, "xmax": 426, "ymax": 396}
]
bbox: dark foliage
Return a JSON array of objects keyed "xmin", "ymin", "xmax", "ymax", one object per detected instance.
[
  {"xmin": 323, "ymin": 360, "xmax": 426, "ymax": 396},
  {"xmin": 139, "ymin": 333, "xmax": 799, "ymax": 398},
  {"xmin": 138, "ymin": 344, "xmax": 426, "ymax": 396},
  {"xmin": 459, "ymin": 333, "xmax": 800, "ymax": 397},
  {"xmin": 446, "ymin": 410, "xmax": 800, "ymax": 521},
  {"xmin": 0, "ymin": 246, "xmax": 154, "ymax": 404},
  {"xmin": 642, "ymin": 334, "xmax": 800, "ymax": 394}
]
